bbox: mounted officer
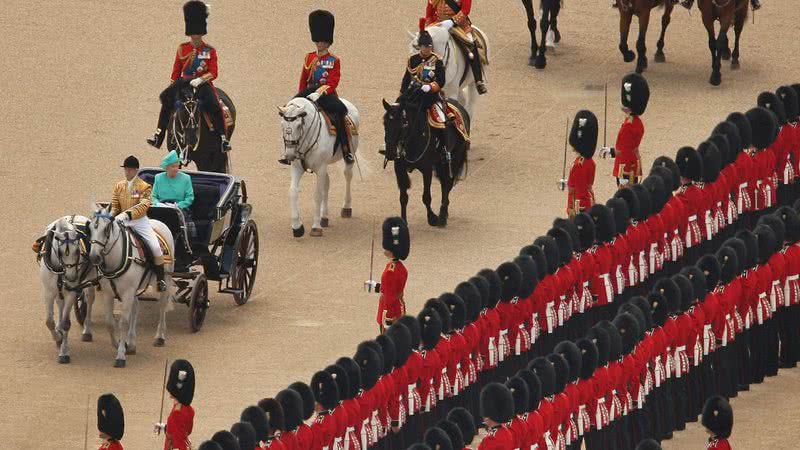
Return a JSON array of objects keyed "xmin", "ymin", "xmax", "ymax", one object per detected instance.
[{"xmin": 425, "ymin": 0, "xmax": 487, "ymax": 94}]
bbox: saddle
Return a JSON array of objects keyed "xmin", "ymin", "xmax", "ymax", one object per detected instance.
[
  {"xmin": 202, "ymin": 99, "xmax": 235, "ymax": 133},
  {"xmin": 427, "ymin": 101, "xmax": 470, "ymax": 142},
  {"xmin": 127, "ymin": 227, "xmax": 174, "ymax": 266},
  {"xmin": 320, "ymin": 111, "xmax": 359, "ymax": 140},
  {"xmin": 448, "ymin": 27, "xmax": 489, "ymax": 65}
]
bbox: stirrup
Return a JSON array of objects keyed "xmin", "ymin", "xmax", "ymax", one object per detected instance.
[
  {"xmin": 278, "ymin": 158, "xmax": 290, "ymax": 166},
  {"xmin": 476, "ymin": 81, "xmax": 488, "ymax": 95},
  {"xmin": 344, "ymin": 152, "xmax": 355, "ymax": 164},
  {"xmin": 220, "ymin": 135, "xmax": 231, "ymax": 152},
  {"xmin": 146, "ymin": 130, "xmax": 163, "ymax": 149},
  {"xmin": 157, "ymin": 280, "xmax": 167, "ymax": 292}
]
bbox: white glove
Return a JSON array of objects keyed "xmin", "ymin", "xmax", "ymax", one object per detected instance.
[
  {"xmin": 365, "ymin": 280, "xmax": 380, "ymax": 293},
  {"xmin": 115, "ymin": 213, "xmax": 128, "ymax": 222},
  {"xmin": 439, "ymin": 19, "xmax": 455, "ymax": 30},
  {"xmin": 153, "ymin": 423, "xmax": 166, "ymax": 435},
  {"xmin": 558, "ymin": 179, "xmax": 567, "ymax": 191},
  {"xmin": 599, "ymin": 147, "xmax": 614, "ymax": 159},
  {"xmin": 421, "ymin": 84, "xmax": 432, "ymax": 93},
  {"xmin": 618, "ymin": 177, "xmax": 631, "ymax": 186},
  {"xmin": 307, "ymin": 92, "xmax": 322, "ymax": 102},
  {"xmin": 189, "ymin": 77, "xmax": 204, "ymax": 88}
]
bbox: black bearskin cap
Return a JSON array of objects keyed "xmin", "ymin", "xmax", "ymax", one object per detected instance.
[
  {"xmin": 649, "ymin": 167, "xmax": 675, "ymax": 200},
  {"xmin": 425, "ymin": 298, "xmax": 452, "ymax": 333},
  {"xmin": 570, "ymin": 109, "xmax": 599, "ymax": 158},
  {"xmin": 97, "ymin": 393, "xmax": 124, "ymax": 441},
  {"xmin": 589, "ymin": 204, "xmax": 616, "ymax": 243},
  {"xmin": 642, "ymin": 175, "xmax": 666, "ymax": 214},
  {"xmin": 468, "ymin": 275, "xmax": 491, "ymax": 310},
  {"xmin": 613, "ymin": 312, "xmax": 641, "ymax": 355},
  {"xmin": 676, "ymin": 146, "xmax": 703, "ymax": 182},
  {"xmin": 649, "ymin": 291, "xmax": 669, "ymax": 327},
  {"xmin": 398, "ymin": 315, "xmax": 421, "ymax": 350},
  {"xmin": 373, "ymin": 335, "xmax": 394, "ymax": 375},
  {"xmin": 183, "ymin": 1, "xmax": 208, "ymax": 36},
  {"xmin": 726, "ymin": 112, "xmax": 753, "ymax": 149},
  {"xmin": 776, "ymin": 206, "xmax": 800, "ymax": 243},
  {"xmin": 309, "ymin": 10, "xmax": 335, "ymax": 44},
  {"xmin": 437, "ymin": 420, "xmax": 465, "ymax": 450},
  {"xmin": 636, "ymin": 439, "xmax": 663, "ymax": 450},
  {"xmin": 631, "ymin": 183, "xmax": 653, "ymax": 220},
  {"xmin": 607, "ymin": 197, "xmax": 631, "ymax": 235},
  {"xmin": 746, "ymin": 106, "xmax": 778, "ymax": 149},
  {"xmin": 447, "ymin": 407, "xmax": 477, "ymax": 445},
  {"xmin": 167, "ymin": 359, "xmax": 195, "ymax": 406},
  {"xmin": 382, "ymin": 217, "xmax": 410, "ymax": 260},
  {"xmin": 276, "ymin": 389, "xmax": 304, "ymax": 431},
  {"xmin": 576, "ymin": 338, "xmax": 599, "ymax": 380},
  {"xmin": 440, "ymin": 292, "xmax": 466, "ymax": 330},
  {"xmin": 702, "ymin": 395, "xmax": 733, "ymax": 438},
  {"xmin": 597, "ymin": 320, "xmax": 622, "ymax": 362},
  {"xmin": 505, "ymin": 375, "xmax": 530, "ymax": 415},
  {"xmin": 652, "ymin": 277, "xmax": 681, "ymax": 314},
  {"xmin": 621, "ymin": 73, "xmax": 650, "ymax": 116},
  {"xmin": 683, "ymin": 264, "xmax": 710, "ymax": 302},
  {"xmin": 554, "ymin": 217, "xmax": 580, "ymax": 253},
  {"xmin": 324, "ymin": 364, "xmax": 350, "ymax": 402},
  {"xmin": 519, "ymin": 245, "xmax": 548, "ymax": 280},
  {"xmin": 311, "ymin": 370, "xmax": 340, "ymax": 410},
  {"xmin": 713, "ymin": 121, "xmax": 743, "ymax": 159},
  {"xmin": 709, "ymin": 133, "xmax": 732, "ymax": 167},
  {"xmin": 651, "ymin": 156, "xmax": 681, "ymax": 191},
  {"xmin": 418, "ymin": 308, "xmax": 442, "ymax": 350},
  {"xmin": 554, "ymin": 340, "xmax": 582, "ymax": 383},
  {"xmin": 715, "ymin": 246, "xmax": 739, "ymax": 285},
  {"xmin": 546, "ymin": 227, "xmax": 574, "ymax": 267},
  {"xmin": 198, "ymin": 441, "xmax": 223, "ymax": 450},
  {"xmin": 517, "ymin": 369, "xmax": 542, "ymax": 410},
  {"xmin": 585, "ymin": 326, "xmax": 610, "ymax": 367},
  {"xmin": 758, "ymin": 214, "xmax": 786, "ymax": 247},
  {"xmin": 356, "ymin": 341, "xmax": 384, "ymax": 386},
  {"xmin": 573, "ymin": 212, "xmax": 596, "ymax": 251},
  {"xmin": 631, "ymin": 296, "xmax": 654, "ymax": 330},
  {"xmin": 424, "ymin": 427, "xmax": 453, "ymax": 450},
  {"xmin": 480, "ymin": 383, "xmax": 515, "ymax": 423},
  {"xmin": 455, "ymin": 281, "xmax": 481, "ymax": 323},
  {"xmin": 698, "ymin": 140, "xmax": 721, "ymax": 183},
  {"xmin": 477, "ymin": 269, "xmax": 502, "ymax": 307},
  {"xmin": 418, "ymin": 30, "xmax": 433, "ymax": 48},
  {"xmin": 288, "ymin": 381, "xmax": 314, "ymax": 421},
  {"xmin": 546, "ymin": 353, "xmax": 569, "ymax": 394},
  {"xmin": 240, "ymin": 405, "xmax": 270, "ymax": 442},
  {"xmin": 257, "ymin": 398, "xmax": 285, "ymax": 433},
  {"xmin": 736, "ymin": 229, "xmax": 759, "ymax": 269},
  {"xmin": 513, "ymin": 255, "xmax": 538, "ymax": 299},
  {"xmin": 758, "ymin": 91, "xmax": 787, "ymax": 125},
  {"xmin": 754, "ymin": 224, "xmax": 777, "ymax": 264},
  {"xmin": 496, "ymin": 262, "xmax": 522, "ymax": 301},
  {"xmin": 619, "ymin": 302, "xmax": 646, "ymax": 341},
  {"xmin": 386, "ymin": 322, "xmax": 412, "ymax": 366},
  {"xmin": 670, "ymin": 272, "xmax": 694, "ymax": 311},
  {"xmin": 211, "ymin": 430, "xmax": 239, "ymax": 450},
  {"xmin": 230, "ymin": 422, "xmax": 257, "ymax": 450},
  {"xmin": 533, "ymin": 235, "xmax": 561, "ymax": 273},
  {"xmin": 528, "ymin": 357, "xmax": 556, "ymax": 397},
  {"xmin": 777, "ymin": 85, "xmax": 800, "ymax": 122},
  {"xmin": 335, "ymin": 357, "xmax": 362, "ymax": 399},
  {"xmin": 723, "ymin": 238, "xmax": 747, "ymax": 276}
]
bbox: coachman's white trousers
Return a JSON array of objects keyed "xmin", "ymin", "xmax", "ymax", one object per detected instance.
[{"xmin": 124, "ymin": 217, "xmax": 163, "ymax": 257}]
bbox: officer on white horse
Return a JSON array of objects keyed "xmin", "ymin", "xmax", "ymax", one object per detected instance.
[{"xmin": 425, "ymin": 0, "xmax": 487, "ymax": 94}]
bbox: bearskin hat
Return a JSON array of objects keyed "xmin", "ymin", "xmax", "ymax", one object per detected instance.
[
  {"xmin": 585, "ymin": 326, "xmax": 610, "ymax": 367},
  {"xmin": 335, "ymin": 357, "xmax": 362, "ymax": 399},
  {"xmin": 468, "ymin": 275, "xmax": 491, "ymax": 310},
  {"xmin": 758, "ymin": 214, "xmax": 786, "ymax": 247},
  {"xmin": 715, "ymin": 246, "xmax": 739, "ymax": 285},
  {"xmin": 651, "ymin": 156, "xmax": 681, "ymax": 191},
  {"xmin": 554, "ymin": 340, "xmax": 582, "ymax": 383},
  {"xmin": 517, "ymin": 369, "xmax": 542, "ymax": 410},
  {"xmin": 547, "ymin": 353, "xmax": 569, "ymax": 394},
  {"xmin": 547, "ymin": 227, "xmax": 574, "ymax": 267},
  {"xmin": 257, "ymin": 398, "xmax": 285, "ymax": 433},
  {"xmin": 447, "ymin": 408, "xmax": 477, "ymax": 445},
  {"xmin": 324, "ymin": 364, "xmax": 350, "ymax": 403},
  {"xmin": 621, "ymin": 73, "xmax": 650, "ymax": 116},
  {"xmin": 373, "ymin": 335, "xmax": 394, "ymax": 376},
  {"xmin": 652, "ymin": 277, "xmax": 681, "ymax": 314},
  {"xmin": 382, "ymin": 217, "xmax": 410, "ymax": 260},
  {"xmin": 183, "ymin": 1, "xmax": 208, "ymax": 36},
  {"xmin": 631, "ymin": 183, "xmax": 653, "ymax": 220},
  {"xmin": 455, "ymin": 281, "xmax": 481, "ymax": 324},
  {"xmin": 309, "ymin": 10, "xmax": 335, "ymax": 44},
  {"xmin": 669, "ymin": 272, "xmax": 693, "ymax": 311},
  {"xmin": 611, "ymin": 188, "xmax": 636, "ymax": 225},
  {"xmin": 528, "ymin": 357, "xmax": 556, "ymax": 397},
  {"xmin": 519, "ymin": 245, "xmax": 548, "ymax": 281},
  {"xmin": 287, "ymin": 381, "xmax": 315, "ymax": 421},
  {"xmin": 619, "ymin": 303, "xmax": 646, "ymax": 341},
  {"xmin": 355, "ymin": 342, "xmax": 382, "ymax": 388},
  {"xmin": 240, "ymin": 405, "xmax": 270, "ymax": 442},
  {"xmin": 793, "ymin": 84, "xmax": 800, "ymax": 109},
  {"xmin": 276, "ymin": 389, "xmax": 304, "ymax": 432},
  {"xmin": 211, "ymin": 430, "xmax": 239, "ymax": 450},
  {"xmin": 533, "ymin": 235, "xmax": 561, "ymax": 274},
  {"xmin": 424, "ymin": 427, "xmax": 454, "ymax": 450},
  {"xmin": 736, "ymin": 229, "xmax": 759, "ymax": 269},
  {"xmin": 727, "ymin": 112, "xmax": 753, "ymax": 149},
  {"xmin": 596, "ymin": 320, "xmax": 622, "ymax": 362},
  {"xmin": 636, "ymin": 439, "xmax": 663, "ymax": 450},
  {"xmin": 477, "ymin": 268, "xmax": 502, "ymax": 307},
  {"xmin": 425, "ymin": 298, "xmax": 452, "ymax": 332},
  {"xmin": 418, "ymin": 308, "xmax": 442, "ymax": 350},
  {"xmin": 437, "ymin": 420, "xmax": 465, "ymax": 450},
  {"xmin": 777, "ymin": 206, "xmax": 800, "ymax": 243},
  {"xmin": 589, "ymin": 204, "xmax": 616, "ymax": 243},
  {"xmin": 631, "ymin": 295, "xmax": 654, "ymax": 330},
  {"xmin": 758, "ymin": 91, "xmax": 787, "ymax": 125},
  {"xmin": 505, "ymin": 375, "xmax": 530, "ymax": 415},
  {"xmin": 496, "ymin": 261, "xmax": 522, "ymax": 302},
  {"xmin": 606, "ymin": 197, "xmax": 629, "ymax": 235},
  {"xmin": 386, "ymin": 322, "xmax": 412, "ymax": 366},
  {"xmin": 230, "ymin": 422, "xmax": 257, "ymax": 450},
  {"xmin": 97, "ymin": 393, "xmax": 124, "ymax": 441},
  {"xmin": 723, "ymin": 238, "xmax": 747, "ymax": 275},
  {"xmin": 777, "ymin": 85, "xmax": 800, "ymax": 122},
  {"xmin": 198, "ymin": 441, "xmax": 223, "ymax": 450},
  {"xmin": 746, "ymin": 106, "xmax": 778, "ymax": 149},
  {"xmin": 576, "ymin": 337, "xmax": 599, "ymax": 380},
  {"xmin": 573, "ymin": 212, "xmax": 596, "ymax": 251},
  {"xmin": 709, "ymin": 132, "xmax": 732, "ymax": 167},
  {"xmin": 642, "ymin": 175, "xmax": 666, "ymax": 214},
  {"xmin": 649, "ymin": 166, "xmax": 675, "ymax": 199},
  {"xmin": 713, "ymin": 121, "xmax": 743, "ymax": 159},
  {"xmin": 570, "ymin": 109, "xmax": 599, "ymax": 158},
  {"xmin": 440, "ymin": 292, "xmax": 466, "ymax": 330},
  {"xmin": 513, "ymin": 255, "xmax": 538, "ymax": 299},
  {"xmin": 553, "ymin": 217, "xmax": 580, "ymax": 252},
  {"xmin": 754, "ymin": 224, "xmax": 777, "ymax": 264},
  {"xmin": 702, "ymin": 396, "xmax": 733, "ymax": 438},
  {"xmin": 613, "ymin": 312, "xmax": 641, "ymax": 355},
  {"xmin": 167, "ymin": 359, "xmax": 195, "ymax": 406},
  {"xmin": 684, "ymin": 264, "xmax": 711, "ymax": 302},
  {"xmin": 697, "ymin": 140, "xmax": 721, "ymax": 183},
  {"xmin": 311, "ymin": 370, "xmax": 339, "ymax": 410},
  {"xmin": 398, "ymin": 315, "xmax": 421, "ymax": 350},
  {"xmin": 480, "ymin": 383, "xmax": 515, "ymax": 424},
  {"xmin": 676, "ymin": 146, "xmax": 703, "ymax": 182},
  {"xmin": 648, "ymin": 291, "xmax": 669, "ymax": 327}
]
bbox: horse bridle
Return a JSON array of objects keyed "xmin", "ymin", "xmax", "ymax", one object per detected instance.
[
  {"xmin": 282, "ymin": 104, "xmax": 323, "ymax": 169},
  {"xmin": 395, "ymin": 98, "xmax": 435, "ymax": 164},
  {"xmin": 90, "ymin": 213, "xmax": 126, "ymax": 277},
  {"xmin": 171, "ymin": 89, "xmax": 202, "ymax": 163},
  {"xmin": 53, "ymin": 234, "xmax": 82, "ymax": 283}
]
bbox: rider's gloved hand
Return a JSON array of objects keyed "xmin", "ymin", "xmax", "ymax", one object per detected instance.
[
  {"xmin": 307, "ymin": 92, "xmax": 322, "ymax": 102},
  {"xmin": 599, "ymin": 147, "xmax": 615, "ymax": 159},
  {"xmin": 557, "ymin": 178, "xmax": 567, "ymax": 191},
  {"xmin": 153, "ymin": 422, "xmax": 166, "ymax": 435},
  {"xmin": 439, "ymin": 19, "xmax": 455, "ymax": 30},
  {"xmin": 189, "ymin": 77, "xmax": 205, "ymax": 88},
  {"xmin": 421, "ymin": 84, "xmax": 432, "ymax": 93},
  {"xmin": 115, "ymin": 212, "xmax": 129, "ymax": 222}
]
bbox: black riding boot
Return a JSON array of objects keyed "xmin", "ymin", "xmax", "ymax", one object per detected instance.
[
  {"xmin": 680, "ymin": 0, "xmax": 694, "ymax": 9},
  {"xmin": 154, "ymin": 264, "xmax": 167, "ymax": 292},
  {"xmin": 147, "ymin": 106, "xmax": 172, "ymax": 148},
  {"xmin": 750, "ymin": 0, "xmax": 761, "ymax": 10},
  {"xmin": 469, "ymin": 42, "xmax": 487, "ymax": 95},
  {"xmin": 335, "ymin": 114, "xmax": 354, "ymax": 164}
]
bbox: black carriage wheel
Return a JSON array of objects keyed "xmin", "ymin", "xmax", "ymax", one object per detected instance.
[
  {"xmin": 189, "ymin": 274, "xmax": 209, "ymax": 333},
  {"xmin": 232, "ymin": 220, "xmax": 259, "ymax": 306},
  {"xmin": 74, "ymin": 293, "xmax": 88, "ymax": 327}
]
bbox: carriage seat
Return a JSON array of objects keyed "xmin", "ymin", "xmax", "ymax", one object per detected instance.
[{"xmin": 189, "ymin": 182, "xmax": 222, "ymax": 244}]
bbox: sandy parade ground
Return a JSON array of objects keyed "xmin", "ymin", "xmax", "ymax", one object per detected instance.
[{"xmin": 1, "ymin": 0, "xmax": 799, "ymax": 447}]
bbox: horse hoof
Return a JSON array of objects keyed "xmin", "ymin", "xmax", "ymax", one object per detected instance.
[
  {"xmin": 636, "ymin": 64, "xmax": 646, "ymax": 74},
  {"xmin": 81, "ymin": 333, "xmax": 93, "ymax": 342},
  {"xmin": 720, "ymin": 49, "xmax": 731, "ymax": 61},
  {"xmin": 153, "ymin": 337, "xmax": 165, "ymax": 347},
  {"xmin": 654, "ymin": 52, "xmax": 666, "ymax": 63},
  {"xmin": 437, "ymin": 218, "xmax": 448, "ymax": 228},
  {"xmin": 709, "ymin": 73, "xmax": 722, "ymax": 86},
  {"xmin": 341, "ymin": 208, "xmax": 352, "ymax": 218},
  {"xmin": 320, "ymin": 218, "xmax": 330, "ymax": 228},
  {"xmin": 427, "ymin": 214, "xmax": 439, "ymax": 227},
  {"xmin": 125, "ymin": 345, "xmax": 136, "ymax": 355},
  {"xmin": 310, "ymin": 228, "xmax": 323, "ymax": 237},
  {"xmin": 731, "ymin": 60, "xmax": 740, "ymax": 70},
  {"xmin": 58, "ymin": 355, "xmax": 71, "ymax": 364},
  {"xmin": 533, "ymin": 55, "xmax": 547, "ymax": 70},
  {"xmin": 114, "ymin": 359, "xmax": 126, "ymax": 368},
  {"xmin": 623, "ymin": 51, "xmax": 636, "ymax": 63},
  {"xmin": 292, "ymin": 225, "xmax": 305, "ymax": 238}
]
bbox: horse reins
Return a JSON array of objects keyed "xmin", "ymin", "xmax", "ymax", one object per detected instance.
[
  {"xmin": 90, "ymin": 214, "xmax": 130, "ymax": 279},
  {"xmin": 282, "ymin": 102, "xmax": 323, "ymax": 172}
]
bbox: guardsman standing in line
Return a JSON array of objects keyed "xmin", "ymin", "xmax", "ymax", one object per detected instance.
[
  {"xmin": 155, "ymin": 359, "xmax": 196, "ymax": 450},
  {"xmin": 478, "ymin": 383, "xmax": 516, "ymax": 450},
  {"xmin": 701, "ymin": 396, "xmax": 733, "ymax": 450},
  {"xmin": 560, "ymin": 110, "xmax": 599, "ymax": 217},
  {"xmin": 601, "ymin": 73, "xmax": 650, "ymax": 187},
  {"xmin": 368, "ymin": 217, "xmax": 410, "ymax": 333},
  {"xmin": 97, "ymin": 394, "xmax": 125, "ymax": 450}
]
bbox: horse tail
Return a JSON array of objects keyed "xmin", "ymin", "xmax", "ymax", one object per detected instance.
[{"xmin": 445, "ymin": 99, "xmax": 471, "ymax": 185}]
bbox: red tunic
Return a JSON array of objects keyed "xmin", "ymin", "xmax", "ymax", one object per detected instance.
[
  {"xmin": 376, "ymin": 261, "xmax": 407, "ymax": 325},
  {"xmin": 279, "ymin": 431, "xmax": 299, "ymax": 450},
  {"xmin": 418, "ymin": 348, "xmax": 443, "ymax": 412},
  {"xmin": 295, "ymin": 424, "xmax": 313, "ymax": 450},
  {"xmin": 612, "ymin": 116, "xmax": 644, "ymax": 179},
  {"xmin": 171, "ymin": 41, "xmax": 218, "ymax": 84},
  {"xmin": 163, "ymin": 403, "xmax": 194, "ymax": 450},
  {"xmin": 425, "ymin": 0, "xmax": 473, "ymax": 26},
  {"xmin": 771, "ymin": 126, "xmax": 794, "ymax": 185},
  {"xmin": 676, "ymin": 184, "xmax": 704, "ymax": 248},
  {"xmin": 100, "ymin": 441, "xmax": 124, "ymax": 450},
  {"xmin": 588, "ymin": 244, "xmax": 616, "ymax": 307},
  {"xmin": 567, "ymin": 156, "xmax": 596, "ymax": 216},
  {"xmin": 707, "ymin": 437, "xmax": 732, "ymax": 450},
  {"xmin": 509, "ymin": 416, "xmax": 529, "ymax": 450},
  {"xmin": 310, "ymin": 412, "xmax": 337, "ymax": 450},
  {"xmin": 298, "ymin": 51, "xmax": 341, "ymax": 97},
  {"xmin": 478, "ymin": 425, "xmax": 515, "ymax": 450}
]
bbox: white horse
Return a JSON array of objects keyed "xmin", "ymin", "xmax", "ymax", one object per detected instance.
[
  {"xmin": 38, "ymin": 216, "xmax": 97, "ymax": 364},
  {"xmin": 278, "ymin": 96, "xmax": 360, "ymax": 238},
  {"xmin": 88, "ymin": 204, "xmax": 174, "ymax": 368},
  {"xmin": 409, "ymin": 25, "xmax": 490, "ymax": 119}
]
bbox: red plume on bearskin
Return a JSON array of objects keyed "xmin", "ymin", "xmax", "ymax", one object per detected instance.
[{"xmin": 419, "ymin": 17, "xmax": 427, "ymax": 32}]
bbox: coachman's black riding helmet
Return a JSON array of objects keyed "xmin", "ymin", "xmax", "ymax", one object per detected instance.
[{"xmin": 418, "ymin": 18, "xmax": 433, "ymax": 47}]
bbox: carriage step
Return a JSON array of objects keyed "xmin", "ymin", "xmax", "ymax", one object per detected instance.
[
  {"xmin": 219, "ymin": 288, "xmax": 243, "ymax": 295},
  {"xmin": 165, "ymin": 271, "xmax": 201, "ymax": 279}
]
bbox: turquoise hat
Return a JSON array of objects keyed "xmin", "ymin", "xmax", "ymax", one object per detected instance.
[{"xmin": 161, "ymin": 150, "xmax": 181, "ymax": 169}]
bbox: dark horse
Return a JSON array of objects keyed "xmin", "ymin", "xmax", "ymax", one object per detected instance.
[
  {"xmin": 521, "ymin": 0, "xmax": 561, "ymax": 69},
  {"xmin": 382, "ymin": 96, "xmax": 470, "ymax": 227},
  {"xmin": 616, "ymin": 0, "xmax": 675, "ymax": 74},
  {"xmin": 697, "ymin": 0, "xmax": 748, "ymax": 85},
  {"xmin": 166, "ymin": 85, "xmax": 236, "ymax": 173}
]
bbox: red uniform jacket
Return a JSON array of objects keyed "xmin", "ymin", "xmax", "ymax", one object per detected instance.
[
  {"xmin": 425, "ymin": 0, "xmax": 473, "ymax": 25},
  {"xmin": 478, "ymin": 425, "xmax": 515, "ymax": 450},
  {"xmin": 613, "ymin": 116, "xmax": 644, "ymax": 179},
  {"xmin": 771, "ymin": 126, "xmax": 794, "ymax": 185},
  {"xmin": 264, "ymin": 437, "xmax": 287, "ymax": 450},
  {"xmin": 524, "ymin": 410, "xmax": 545, "ymax": 448},
  {"xmin": 418, "ymin": 348, "xmax": 443, "ymax": 411},
  {"xmin": 295, "ymin": 424, "xmax": 313, "ymax": 450},
  {"xmin": 100, "ymin": 441, "xmax": 123, "ymax": 450},
  {"xmin": 676, "ymin": 184, "xmax": 704, "ymax": 248},
  {"xmin": 783, "ymin": 244, "xmax": 800, "ymax": 306},
  {"xmin": 567, "ymin": 156, "xmax": 596, "ymax": 215},
  {"xmin": 508, "ymin": 416, "xmax": 529, "ymax": 450},
  {"xmin": 171, "ymin": 42, "xmax": 217, "ymax": 84},
  {"xmin": 279, "ymin": 431, "xmax": 299, "ymax": 450},
  {"xmin": 164, "ymin": 403, "xmax": 194, "ymax": 450},
  {"xmin": 707, "ymin": 437, "xmax": 732, "ymax": 450},
  {"xmin": 311, "ymin": 412, "xmax": 337, "ymax": 450},
  {"xmin": 405, "ymin": 351, "xmax": 424, "ymax": 415},
  {"xmin": 377, "ymin": 261, "xmax": 407, "ymax": 325},
  {"xmin": 588, "ymin": 244, "xmax": 616, "ymax": 307},
  {"xmin": 299, "ymin": 51, "xmax": 341, "ymax": 97}
]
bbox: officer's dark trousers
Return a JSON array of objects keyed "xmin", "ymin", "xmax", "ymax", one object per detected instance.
[
  {"xmin": 751, "ymin": 323, "xmax": 767, "ymax": 383},
  {"xmin": 672, "ymin": 376, "xmax": 688, "ymax": 431},
  {"xmin": 158, "ymin": 81, "xmax": 226, "ymax": 136},
  {"xmin": 737, "ymin": 328, "xmax": 754, "ymax": 387},
  {"xmin": 714, "ymin": 344, "xmax": 736, "ymax": 399},
  {"xmin": 780, "ymin": 304, "xmax": 800, "ymax": 367},
  {"xmin": 297, "ymin": 88, "xmax": 350, "ymax": 153},
  {"xmin": 765, "ymin": 316, "xmax": 780, "ymax": 376},
  {"xmin": 686, "ymin": 365, "xmax": 702, "ymax": 420}
]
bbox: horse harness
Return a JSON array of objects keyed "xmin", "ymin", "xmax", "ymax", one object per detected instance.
[
  {"xmin": 171, "ymin": 88, "xmax": 202, "ymax": 164},
  {"xmin": 90, "ymin": 214, "xmax": 155, "ymax": 300},
  {"xmin": 40, "ymin": 216, "xmax": 98, "ymax": 299},
  {"xmin": 283, "ymin": 103, "xmax": 324, "ymax": 173}
]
